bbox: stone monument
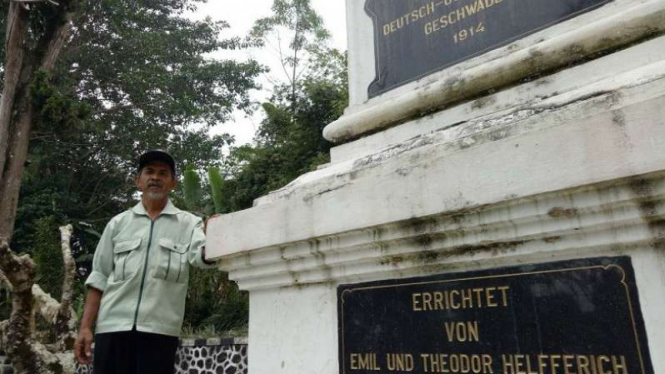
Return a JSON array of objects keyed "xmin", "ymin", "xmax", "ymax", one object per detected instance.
[{"xmin": 207, "ymin": 0, "xmax": 665, "ymax": 373}]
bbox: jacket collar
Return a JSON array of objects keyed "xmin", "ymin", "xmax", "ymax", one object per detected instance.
[{"xmin": 131, "ymin": 199, "xmax": 180, "ymax": 217}]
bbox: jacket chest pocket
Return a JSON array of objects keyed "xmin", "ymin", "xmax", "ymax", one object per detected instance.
[
  {"xmin": 113, "ymin": 238, "xmax": 142, "ymax": 282},
  {"xmin": 153, "ymin": 238, "xmax": 189, "ymax": 283}
]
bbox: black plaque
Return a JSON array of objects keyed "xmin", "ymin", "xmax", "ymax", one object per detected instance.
[
  {"xmin": 366, "ymin": 0, "xmax": 612, "ymax": 97},
  {"xmin": 338, "ymin": 256, "xmax": 654, "ymax": 374}
]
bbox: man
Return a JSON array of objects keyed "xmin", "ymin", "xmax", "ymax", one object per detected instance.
[{"xmin": 74, "ymin": 150, "xmax": 216, "ymax": 374}]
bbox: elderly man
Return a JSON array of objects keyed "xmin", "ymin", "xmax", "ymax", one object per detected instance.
[{"xmin": 75, "ymin": 150, "xmax": 216, "ymax": 374}]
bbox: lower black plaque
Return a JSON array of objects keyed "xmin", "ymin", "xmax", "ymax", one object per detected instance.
[
  {"xmin": 338, "ymin": 256, "xmax": 654, "ymax": 374},
  {"xmin": 366, "ymin": 0, "xmax": 612, "ymax": 98}
]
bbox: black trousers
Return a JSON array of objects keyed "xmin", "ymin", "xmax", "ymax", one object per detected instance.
[{"xmin": 94, "ymin": 328, "xmax": 179, "ymax": 374}]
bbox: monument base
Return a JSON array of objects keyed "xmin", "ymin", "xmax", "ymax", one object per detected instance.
[{"xmin": 207, "ymin": 27, "xmax": 665, "ymax": 374}]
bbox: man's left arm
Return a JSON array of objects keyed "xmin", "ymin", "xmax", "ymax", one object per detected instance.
[{"xmin": 188, "ymin": 219, "xmax": 217, "ymax": 269}]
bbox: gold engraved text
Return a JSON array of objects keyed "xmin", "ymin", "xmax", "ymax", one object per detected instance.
[
  {"xmin": 445, "ymin": 321, "xmax": 480, "ymax": 342},
  {"xmin": 501, "ymin": 354, "xmax": 628, "ymax": 374},
  {"xmin": 350, "ymin": 353, "xmax": 381, "ymax": 371},
  {"xmin": 383, "ymin": 2, "xmax": 436, "ymax": 36},
  {"xmin": 386, "ymin": 353, "xmax": 415, "ymax": 371},
  {"xmin": 425, "ymin": 0, "xmax": 506, "ymax": 36},
  {"xmin": 454, "ymin": 23, "xmax": 486, "ymax": 43},
  {"xmin": 413, "ymin": 286, "xmax": 510, "ymax": 311},
  {"xmin": 420, "ymin": 353, "xmax": 494, "ymax": 373}
]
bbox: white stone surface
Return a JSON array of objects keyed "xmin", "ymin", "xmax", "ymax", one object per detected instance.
[
  {"xmin": 216, "ymin": 173, "xmax": 665, "ymax": 289},
  {"xmin": 248, "ymin": 286, "xmax": 338, "ymax": 374},
  {"xmin": 208, "ymin": 45, "xmax": 665, "ymax": 257},
  {"xmin": 331, "ymin": 35, "xmax": 665, "ymax": 163},
  {"xmin": 331, "ymin": 0, "xmax": 665, "ymax": 142},
  {"xmin": 345, "ymin": 0, "xmax": 375, "ymax": 110},
  {"xmin": 218, "ymin": 173, "xmax": 665, "ymax": 374}
]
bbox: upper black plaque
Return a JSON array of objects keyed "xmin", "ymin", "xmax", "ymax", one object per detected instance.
[
  {"xmin": 338, "ymin": 256, "xmax": 654, "ymax": 374},
  {"xmin": 366, "ymin": 0, "xmax": 611, "ymax": 97}
]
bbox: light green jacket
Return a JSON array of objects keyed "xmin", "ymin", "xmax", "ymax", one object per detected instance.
[{"xmin": 85, "ymin": 200, "xmax": 215, "ymax": 336}]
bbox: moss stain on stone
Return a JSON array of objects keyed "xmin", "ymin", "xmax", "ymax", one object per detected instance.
[
  {"xmin": 548, "ymin": 207, "xmax": 579, "ymax": 219},
  {"xmin": 628, "ymin": 178, "xmax": 665, "ymax": 250}
]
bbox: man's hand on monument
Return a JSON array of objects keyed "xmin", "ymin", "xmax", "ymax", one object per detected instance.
[
  {"xmin": 201, "ymin": 246, "xmax": 215, "ymax": 265},
  {"xmin": 75, "ymin": 328, "xmax": 94, "ymax": 365},
  {"xmin": 201, "ymin": 215, "xmax": 220, "ymax": 266},
  {"xmin": 203, "ymin": 214, "xmax": 220, "ymax": 235}
]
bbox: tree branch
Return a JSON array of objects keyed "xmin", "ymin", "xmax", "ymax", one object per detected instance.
[
  {"xmin": 54, "ymin": 225, "xmax": 77, "ymax": 351},
  {"xmin": 0, "ymin": 2, "xmax": 28, "ymax": 184},
  {"xmin": 0, "ymin": 234, "xmax": 77, "ymax": 373},
  {"xmin": 32, "ymin": 284, "xmax": 60, "ymax": 324},
  {"xmin": 40, "ymin": 12, "xmax": 74, "ymax": 72},
  {"xmin": 0, "ymin": 239, "xmax": 44, "ymax": 374},
  {"xmin": 276, "ymin": 31, "xmax": 293, "ymax": 86},
  {"xmin": 11, "ymin": 0, "xmax": 60, "ymax": 5},
  {"xmin": 0, "ymin": 241, "xmax": 36, "ymax": 294}
]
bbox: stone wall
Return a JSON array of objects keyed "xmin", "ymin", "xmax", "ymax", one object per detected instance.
[
  {"xmin": 0, "ymin": 355, "xmax": 11, "ymax": 374},
  {"xmin": 0, "ymin": 336, "xmax": 248, "ymax": 374},
  {"xmin": 174, "ymin": 337, "xmax": 248, "ymax": 374}
]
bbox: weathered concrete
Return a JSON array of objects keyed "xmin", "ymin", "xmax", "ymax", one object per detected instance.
[
  {"xmin": 208, "ymin": 38, "xmax": 665, "ymax": 256},
  {"xmin": 211, "ymin": 172, "xmax": 665, "ymax": 374},
  {"xmin": 331, "ymin": 35, "xmax": 665, "ymax": 163}
]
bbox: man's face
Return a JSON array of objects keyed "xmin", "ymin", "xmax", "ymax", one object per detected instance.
[{"xmin": 134, "ymin": 161, "xmax": 177, "ymax": 201}]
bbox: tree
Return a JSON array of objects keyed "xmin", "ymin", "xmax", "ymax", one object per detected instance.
[
  {"xmin": 0, "ymin": 225, "xmax": 78, "ymax": 374},
  {"xmin": 0, "ymin": 1, "xmax": 81, "ymax": 372},
  {"xmin": 250, "ymin": 0, "xmax": 330, "ymax": 114},
  {"xmin": 3, "ymin": 0, "xmax": 262, "ymax": 249},
  {"xmin": 0, "ymin": 0, "xmax": 79, "ymax": 243},
  {"xmin": 0, "ymin": 0, "xmax": 263, "ymax": 371},
  {"xmin": 177, "ymin": 165, "xmax": 248, "ymax": 334},
  {"xmin": 224, "ymin": 26, "xmax": 348, "ymax": 211},
  {"xmin": 3, "ymin": 0, "xmax": 262, "ymax": 279}
]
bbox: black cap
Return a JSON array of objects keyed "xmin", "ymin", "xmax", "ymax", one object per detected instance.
[{"xmin": 137, "ymin": 150, "xmax": 176, "ymax": 175}]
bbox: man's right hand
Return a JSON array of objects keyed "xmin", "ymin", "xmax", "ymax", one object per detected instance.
[
  {"xmin": 75, "ymin": 328, "xmax": 94, "ymax": 364},
  {"xmin": 76, "ymin": 287, "xmax": 102, "ymax": 364}
]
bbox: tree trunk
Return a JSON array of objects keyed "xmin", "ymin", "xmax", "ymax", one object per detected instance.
[
  {"xmin": 0, "ymin": 3, "xmax": 28, "ymax": 183},
  {"xmin": 0, "ymin": 240, "xmax": 61, "ymax": 374},
  {"xmin": 54, "ymin": 225, "xmax": 77, "ymax": 351},
  {"xmin": 0, "ymin": 3, "xmax": 75, "ymax": 243},
  {"xmin": 0, "ymin": 3, "xmax": 30, "ymax": 242},
  {"xmin": 0, "ymin": 225, "xmax": 78, "ymax": 374},
  {"xmin": 0, "ymin": 1, "xmax": 80, "ymax": 371}
]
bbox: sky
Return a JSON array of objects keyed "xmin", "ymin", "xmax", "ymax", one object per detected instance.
[{"xmin": 191, "ymin": 0, "xmax": 348, "ymax": 146}]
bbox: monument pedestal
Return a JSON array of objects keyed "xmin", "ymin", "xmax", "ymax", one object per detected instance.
[{"xmin": 207, "ymin": 1, "xmax": 665, "ymax": 373}]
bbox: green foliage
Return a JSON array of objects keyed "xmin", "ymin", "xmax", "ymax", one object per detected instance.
[
  {"xmin": 250, "ymin": 0, "xmax": 331, "ymax": 111},
  {"xmin": 210, "ymin": 0, "xmax": 348, "ymax": 212},
  {"xmin": 184, "ymin": 267, "xmax": 248, "ymax": 333},
  {"xmin": 200, "ymin": 284, "xmax": 249, "ymax": 332},
  {"xmin": 31, "ymin": 217, "xmax": 65, "ymax": 300},
  {"xmin": 176, "ymin": 164, "xmax": 248, "ymax": 335},
  {"xmin": 3, "ymin": 0, "xmax": 347, "ymax": 338},
  {"xmin": 10, "ymin": 0, "xmax": 262, "ymax": 261},
  {"xmin": 250, "ymin": 0, "xmax": 330, "ymax": 53},
  {"xmin": 181, "ymin": 3, "xmax": 348, "ymax": 330},
  {"xmin": 182, "ymin": 165, "xmax": 203, "ymax": 213},
  {"xmin": 220, "ymin": 50, "xmax": 348, "ymax": 211},
  {"xmin": 31, "ymin": 70, "xmax": 92, "ymax": 137},
  {"xmin": 208, "ymin": 167, "xmax": 226, "ymax": 214},
  {"xmin": 4, "ymin": 0, "xmax": 261, "ymax": 337}
]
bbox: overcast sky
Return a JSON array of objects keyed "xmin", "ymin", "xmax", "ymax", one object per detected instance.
[{"xmin": 191, "ymin": 0, "xmax": 348, "ymax": 146}]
